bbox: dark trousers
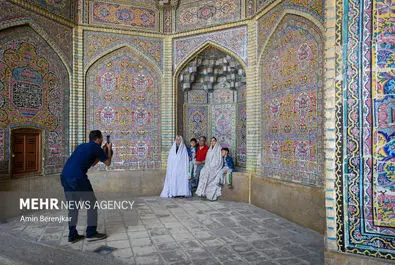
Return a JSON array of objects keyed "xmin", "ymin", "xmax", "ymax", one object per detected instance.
[
  {"xmin": 60, "ymin": 176, "xmax": 98, "ymax": 239},
  {"xmin": 191, "ymin": 163, "xmax": 204, "ymax": 192}
]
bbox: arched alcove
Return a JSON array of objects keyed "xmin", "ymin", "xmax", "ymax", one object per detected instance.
[
  {"xmin": 259, "ymin": 14, "xmax": 324, "ymax": 186},
  {"xmin": 0, "ymin": 25, "xmax": 69, "ymax": 175},
  {"xmin": 86, "ymin": 47, "xmax": 162, "ymax": 170},
  {"xmin": 176, "ymin": 46, "xmax": 247, "ymax": 167}
]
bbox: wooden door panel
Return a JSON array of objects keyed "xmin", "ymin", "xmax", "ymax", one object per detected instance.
[
  {"xmin": 11, "ymin": 130, "xmax": 41, "ymax": 175},
  {"xmin": 25, "ymin": 134, "xmax": 38, "ymax": 171},
  {"xmin": 12, "ymin": 135, "xmax": 25, "ymax": 173}
]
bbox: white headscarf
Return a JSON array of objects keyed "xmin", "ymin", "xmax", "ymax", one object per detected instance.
[
  {"xmin": 203, "ymin": 140, "xmax": 223, "ymax": 174},
  {"xmin": 160, "ymin": 136, "xmax": 190, "ymax": 197},
  {"xmin": 169, "ymin": 135, "xmax": 187, "ymax": 158},
  {"xmin": 195, "ymin": 139, "xmax": 223, "ymax": 200}
]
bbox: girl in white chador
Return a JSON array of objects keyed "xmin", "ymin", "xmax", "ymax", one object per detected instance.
[
  {"xmin": 160, "ymin": 136, "xmax": 191, "ymax": 198},
  {"xmin": 196, "ymin": 137, "xmax": 223, "ymax": 201}
]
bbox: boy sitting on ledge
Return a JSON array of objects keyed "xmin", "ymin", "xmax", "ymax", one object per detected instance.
[{"xmin": 219, "ymin": 147, "xmax": 235, "ymax": 190}]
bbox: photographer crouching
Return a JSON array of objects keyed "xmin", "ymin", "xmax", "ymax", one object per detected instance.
[{"xmin": 60, "ymin": 130, "xmax": 113, "ymax": 243}]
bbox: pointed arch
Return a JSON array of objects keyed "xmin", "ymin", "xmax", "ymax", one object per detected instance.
[
  {"xmin": 85, "ymin": 43, "xmax": 162, "ymax": 75},
  {"xmin": 0, "ymin": 21, "xmax": 72, "ymax": 80},
  {"xmin": 257, "ymin": 9, "xmax": 325, "ymax": 65},
  {"xmin": 173, "ymin": 42, "xmax": 247, "ymax": 126},
  {"xmin": 174, "ymin": 41, "xmax": 247, "ymax": 80},
  {"xmin": 258, "ymin": 12, "xmax": 325, "ymax": 186},
  {"xmin": 174, "ymin": 43, "xmax": 247, "ymax": 167},
  {"xmin": 174, "ymin": 41, "xmax": 248, "ymax": 134},
  {"xmin": 257, "ymin": 11, "xmax": 325, "ymax": 121},
  {"xmin": 0, "ymin": 23, "xmax": 70, "ymax": 174},
  {"xmin": 85, "ymin": 45, "xmax": 162, "ymax": 169}
]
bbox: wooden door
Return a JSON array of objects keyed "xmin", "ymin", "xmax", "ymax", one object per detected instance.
[{"xmin": 11, "ymin": 129, "xmax": 41, "ymax": 175}]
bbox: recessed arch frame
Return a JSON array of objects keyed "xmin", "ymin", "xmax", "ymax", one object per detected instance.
[
  {"xmin": 84, "ymin": 44, "xmax": 163, "ymax": 139},
  {"xmin": 0, "ymin": 21, "xmax": 72, "ymax": 175},
  {"xmin": 84, "ymin": 45, "xmax": 163, "ymax": 167},
  {"xmin": 173, "ymin": 40, "xmax": 248, "ymax": 135},
  {"xmin": 257, "ymin": 9, "xmax": 325, "ymax": 65},
  {"xmin": 256, "ymin": 9, "xmax": 326, "ymax": 179},
  {"xmin": 0, "ymin": 20, "xmax": 72, "ymax": 82},
  {"xmin": 84, "ymin": 43, "xmax": 163, "ymax": 75}
]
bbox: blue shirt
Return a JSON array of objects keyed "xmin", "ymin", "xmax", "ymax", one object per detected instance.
[
  {"xmin": 187, "ymin": 146, "xmax": 197, "ymax": 160},
  {"xmin": 61, "ymin": 141, "xmax": 108, "ymax": 180},
  {"xmin": 222, "ymin": 155, "xmax": 235, "ymax": 170}
]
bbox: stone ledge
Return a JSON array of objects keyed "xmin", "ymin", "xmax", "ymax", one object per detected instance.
[
  {"xmin": 220, "ymin": 172, "xmax": 250, "ymax": 203},
  {"xmin": 89, "ymin": 169, "xmax": 166, "ymax": 195},
  {"xmin": 251, "ymin": 175, "xmax": 326, "ymax": 234}
]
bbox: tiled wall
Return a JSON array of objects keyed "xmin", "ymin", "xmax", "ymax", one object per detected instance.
[
  {"xmin": 0, "ymin": 25, "xmax": 69, "ymax": 175},
  {"xmin": 88, "ymin": 1, "xmax": 160, "ymax": 31},
  {"xmin": 329, "ymin": 0, "xmax": 395, "ymax": 260},
  {"xmin": 16, "ymin": 0, "xmax": 76, "ymax": 21},
  {"xmin": 259, "ymin": 14, "xmax": 324, "ymax": 187},
  {"xmin": 175, "ymin": 0, "xmax": 243, "ymax": 32},
  {"xmin": 85, "ymin": 47, "xmax": 162, "ymax": 170},
  {"xmin": 0, "ymin": 0, "xmax": 73, "ymax": 176}
]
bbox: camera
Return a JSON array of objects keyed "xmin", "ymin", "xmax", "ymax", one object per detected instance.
[{"xmin": 105, "ymin": 135, "xmax": 113, "ymax": 157}]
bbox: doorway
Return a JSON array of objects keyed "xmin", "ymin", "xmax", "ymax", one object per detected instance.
[{"xmin": 11, "ymin": 128, "xmax": 42, "ymax": 176}]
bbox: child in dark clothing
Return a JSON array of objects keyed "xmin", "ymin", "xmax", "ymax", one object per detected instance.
[
  {"xmin": 187, "ymin": 138, "xmax": 198, "ymax": 186},
  {"xmin": 219, "ymin": 147, "xmax": 235, "ymax": 189}
]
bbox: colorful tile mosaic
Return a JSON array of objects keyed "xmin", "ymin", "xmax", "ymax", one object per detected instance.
[
  {"xmin": 257, "ymin": 6, "xmax": 283, "ymax": 57},
  {"xmin": 0, "ymin": 25, "xmax": 69, "ymax": 174},
  {"xmin": 129, "ymin": 0, "xmax": 157, "ymax": 5},
  {"xmin": 86, "ymin": 47, "xmax": 161, "ymax": 170},
  {"xmin": 256, "ymin": 0, "xmax": 276, "ymax": 12},
  {"xmin": 0, "ymin": 0, "xmax": 73, "ymax": 67},
  {"xmin": 164, "ymin": 7, "xmax": 172, "ymax": 33},
  {"xmin": 237, "ymin": 103, "xmax": 246, "ymax": 167},
  {"xmin": 173, "ymin": 26, "xmax": 248, "ymax": 70},
  {"xmin": 175, "ymin": 0, "xmax": 241, "ymax": 32},
  {"xmin": 260, "ymin": 14, "xmax": 324, "ymax": 187},
  {"xmin": 24, "ymin": 0, "xmax": 74, "ymax": 20},
  {"xmin": 374, "ymin": 95, "xmax": 395, "ymax": 228},
  {"xmin": 84, "ymin": 31, "xmax": 163, "ymax": 69},
  {"xmin": 0, "ymin": 128, "xmax": 5, "ymax": 172},
  {"xmin": 257, "ymin": 0, "xmax": 324, "ymax": 58},
  {"xmin": 335, "ymin": 0, "xmax": 395, "ymax": 259},
  {"xmin": 287, "ymin": 0, "xmax": 324, "ymax": 20},
  {"xmin": 212, "ymin": 89, "xmax": 235, "ymax": 104},
  {"xmin": 247, "ymin": 0, "xmax": 255, "ymax": 16},
  {"xmin": 212, "ymin": 104, "xmax": 236, "ymax": 154},
  {"xmin": 187, "ymin": 90, "xmax": 208, "ymax": 104},
  {"xmin": 238, "ymin": 83, "xmax": 246, "ymax": 101},
  {"xmin": 184, "ymin": 106, "xmax": 208, "ymax": 142},
  {"xmin": 90, "ymin": 1, "xmax": 159, "ymax": 30}
]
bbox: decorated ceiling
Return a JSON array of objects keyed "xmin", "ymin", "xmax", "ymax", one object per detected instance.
[{"xmin": 12, "ymin": 0, "xmax": 307, "ymax": 32}]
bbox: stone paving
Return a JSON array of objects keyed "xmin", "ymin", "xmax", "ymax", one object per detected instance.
[{"xmin": 1, "ymin": 197, "xmax": 324, "ymax": 265}]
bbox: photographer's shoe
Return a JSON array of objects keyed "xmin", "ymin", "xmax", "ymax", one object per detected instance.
[
  {"xmin": 87, "ymin": 232, "xmax": 107, "ymax": 242},
  {"xmin": 68, "ymin": 234, "xmax": 85, "ymax": 244}
]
